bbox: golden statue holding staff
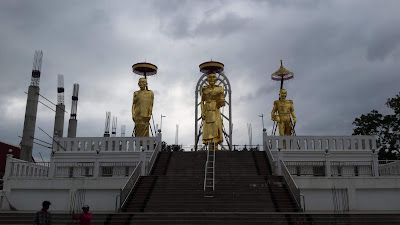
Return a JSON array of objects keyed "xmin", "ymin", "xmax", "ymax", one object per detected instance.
[
  {"xmin": 132, "ymin": 78, "xmax": 154, "ymax": 137},
  {"xmin": 271, "ymin": 89, "xmax": 296, "ymax": 136},
  {"xmin": 131, "ymin": 62, "xmax": 157, "ymax": 137},
  {"xmin": 201, "ymin": 73, "xmax": 225, "ymax": 144}
]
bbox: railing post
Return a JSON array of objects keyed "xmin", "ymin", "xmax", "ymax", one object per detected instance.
[
  {"xmin": 371, "ymin": 149, "xmax": 379, "ymax": 176},
  {"xmin": 277, "ymin": 148, "xmax": 282, "ymax": 176},
  {"xmin": 324, "ymin": 150, "xmax": 331, "ymax": 177},
  {"xmin": 157, "ymin": 129, "xmax": 162, "ymax": 150},
  {"xmin": 140, "ymin": 150, "xmax": 146, "ymax": 176},
  {"xmin": 49, "ymin": 155, "xmax": 56, "ymax": 178},
  {"xmin": 3, "ymin": 154, "xmax": 14, "ymax": 181},
  {"xmin": 93, "ymin": 154, "xmax": 100, "ymax": 178}
]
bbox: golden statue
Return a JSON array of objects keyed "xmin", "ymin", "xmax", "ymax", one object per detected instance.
[
  {"xmin": 201, "ymin": 73, "xmax": 225, "ymax": 144},
  {"xmin": 132, "ymin": 78, "xmax": 154, "ymax": 137},
  {"xmin": 271, "ymin": 89, "xmax": 296, "ymax": 136}
]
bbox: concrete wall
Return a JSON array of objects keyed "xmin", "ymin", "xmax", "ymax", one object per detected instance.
[
  {"xmin": 67, "ymin": 119, "xmax": 77, "ymax": 138},
  {"xmin": 21, "ymin": 86, "xmax": 40, "ymax": 162},
  {"xmin": 11, "ymin": 189, "xmax": 69, "ymax": 211},
  {"xmin": 53, "ymin": 104, "xmax": 65, "ymax": 138},
  {"xmin": 357, "ymin": 189, "xmax": 400, "ymax": 211},
  {"xmin": 300, "ymin": 189, "xmax": 334, "ymax": 211},
  {"xmin": 84, "ymin": 189, "xmax": 120, "ymax": 211},
  {"xmin": 295, "ymin": 177, "xmax": 400, "ymax": 212},
  {"xmin": 2, "ymin": 177, "xmax": 129, "ymax": 211}
]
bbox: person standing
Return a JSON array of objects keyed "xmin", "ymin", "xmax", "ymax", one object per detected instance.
[
  {"xmin": 73, "ymin": 205, "xmax": 93, "ymax": 225},
  {"xmin": 34, "ymin": 201, "xmax": 52, "ymax": 225}
]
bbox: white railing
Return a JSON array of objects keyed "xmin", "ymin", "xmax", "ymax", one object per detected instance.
[
  {"xmin": 9, "ymin": 161, "xmax": 50, "ymax": 178},
  {"xmin": 284, "ymin": 161, "xmax": 374, "ymax": 177},
  {"xmin": 331, "ymin": 161, "xmax": 373, "ymax": 176},
  {"xmin": 285, "ymin": 161, "xmax": 326, "ymax": 176},
  {"xmin": 55, "ymin": 162, "xmax": 94, "ymax": 177},
  {"xmin": 100, "ymin": 162, "xmax": 138, "ymax": 177},
  {"xmin": 378, "ymin": 160, "xmax": 400, "ymax": 176},
  {"xmin": 145, "ymin": 141, "xmax": 161, "ymax": 174},
  {"xmin": 120, "ymin": 161, "xmax": 142, "ymax": 209},
  {"xmin": 264, "ymin": 142, "xmax": 276, "ymax": 174},
  {"xmin": 53, "ymin": 136, "xmax": 161, "ymax": 152},
  {"xmin": 265, "ymin": 135, "xmax": 376, "ymax": 151},
  {"xmin": 280, "ymin": 160, "xmax": 301, "ymax": 210}
]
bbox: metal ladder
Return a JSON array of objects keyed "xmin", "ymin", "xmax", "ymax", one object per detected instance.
[{"xmin": 204, "ymin": 142, "xmax": 215, "ymax": 197}]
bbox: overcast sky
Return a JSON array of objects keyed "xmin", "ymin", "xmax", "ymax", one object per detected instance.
[{"xmin": 1, "ymin": 0, "xmax": 399, "ymax": 160}]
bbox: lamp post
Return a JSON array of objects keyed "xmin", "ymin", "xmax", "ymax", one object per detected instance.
[
  {"xmin": 161, "ymin": 114, "xmax": 166, "ymax": 131},
  {"xmin": 259, "ymin": 114, "xmax": 265, "ymax": 131}
]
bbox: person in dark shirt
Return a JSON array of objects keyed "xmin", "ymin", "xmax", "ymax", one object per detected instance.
[{"xmin": 34, "ymin": 201, "xmax": 52, "ymax": 225}]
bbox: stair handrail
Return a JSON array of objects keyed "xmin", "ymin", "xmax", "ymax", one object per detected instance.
[
  {"xmin": 120, "ymin": 161, "xmax": 142, "ymax": 209},
  {"xmin": 280, "ymin": 160, "xmax": 302, "ymax": 211},
  {"xmin": 146, "ymin": 141, "xmax": 161, "ymax": 175},
  {"xmin": 213, "ymin": 144, "xmax": 215, "ymax": 191},
  {"xmin": 203, "ymin": 159, "xmax": 207, "ymax": 191},
  {"xmin": 204, "ymin": 142, "xmax": 210, "ymax": 191},
  {"xmin": 300, "ymin": 194, "xmax": 306, "ymax": 212},
  {"xmin": 265, "ymin": 142, "xmax": 276, "ymax": 174}
]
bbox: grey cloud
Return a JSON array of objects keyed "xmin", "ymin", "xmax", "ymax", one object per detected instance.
[
  {"xmin": 263, "ymin": 0, "xmax": 323, "ymax": 8},
  {"xmin": 159, "ymin": 8, "xmax": 251, "ymax": 39},
  {"xmin": 1, "ymin": 0, "xmax": 400, "ymax": 155},
  {"xmin": 366, "ymin": 28, "xmax": 400, "ymax": 61},
  {"xmin": 239, "ymin": 84, "xmax": 276, "ymax": 102},
  {"xmin": 160, "ymin": 14, "xmax": 192, "ymax": 39},
  {"xmin": 193, "ymin": 12, "xmax": 251, "ymax": 37}
]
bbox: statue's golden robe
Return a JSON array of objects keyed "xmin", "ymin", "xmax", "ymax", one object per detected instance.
[
  {"xmin": 132, "ymin": 90, "xmax": 154, "ymax": 137},
  {"xmin": 201, "ymin": 85, "xmax": 225, "ymax": 144}
]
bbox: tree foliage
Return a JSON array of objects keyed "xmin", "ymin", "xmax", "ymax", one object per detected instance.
[{"xmin": 352, "ymin": 93, "xmax": 400, "ymax": 160}]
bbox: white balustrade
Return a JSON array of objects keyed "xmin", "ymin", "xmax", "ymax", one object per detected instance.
[
  {"xmin": 284, "ymin": 160, "xmax": 374, "ymax": 177},
  {"xmin": 53, "ymin": 136, "xmax": 161, "ymax": 152},
  {"xmin": 9, "ymin": 160, "xmax": 50, "ymax": 178},
  {"xmin": 378, "ymin": 160, "xmax": 400, "ymax": 176},
  {"xmin": 8, "ymin": 161, "xmax": 143, "ymax": 179},
  {"xmin": 264, "ymin": 135, "xmax": 376, "ymax": 151}
]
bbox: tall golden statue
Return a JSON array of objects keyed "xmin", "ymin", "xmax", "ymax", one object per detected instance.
[
  {"xmin": 132, "ymin": 78, "xmax": 154, "ymax": 137},
  {"xmin": 271, "ymin": 89, "xmax": 296, "ymax": 136},
  {"xmin": 201, "ymin": 73, "xmax": 225, "ymax": 144}
]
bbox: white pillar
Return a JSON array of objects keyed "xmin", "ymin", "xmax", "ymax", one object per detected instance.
[
  {"xmin": 325, "ymin": 151, "xmax": 331, "ymax": 177},
  {"xmin": 371, "ymin": 150, "xmax": 379, "ymax": 176},
  {"xmin": 3, "ymin": 154, "xmax": 13, "ymax": 183},
  {"xmin": 1, "ymin": 154, "xmax": 13, "ymax": 210},
  {"xmin": 93, "ymin": 154, "xmax": 100, "ymax": 178},
  {"xmin": 49, "ymin": 155, "xmax": 56, "ymax": 178}
]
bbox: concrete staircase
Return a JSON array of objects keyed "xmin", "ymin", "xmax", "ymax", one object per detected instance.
[
  {"xmin": 0, "ymin": 212, "xmax": 109, "ymax": 224},
  {"xmin": 2, "ymin": 151, "xmax": 400, "ymax": 224},
  {"xmin": 2, "ymin": 211, "xmax": 400, "ymax": 224},
  {"xmin": 110, "ymin": 150, "xmax": 304, "ymax": 223}
]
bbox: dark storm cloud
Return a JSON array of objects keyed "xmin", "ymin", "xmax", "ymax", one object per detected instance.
[{"xmin": 1, "ymin": 0, "xmax": 400, "ymax": 157}]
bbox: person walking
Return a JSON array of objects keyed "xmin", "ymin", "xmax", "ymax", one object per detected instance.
[{"xmin": 34, "ymin": 201, "xmax": 52, "ymax": 225}]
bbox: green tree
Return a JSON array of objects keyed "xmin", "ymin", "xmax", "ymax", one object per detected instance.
[{"xmin": 352, "ymin": 93, "xmax": 400, "ymax": 160}]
